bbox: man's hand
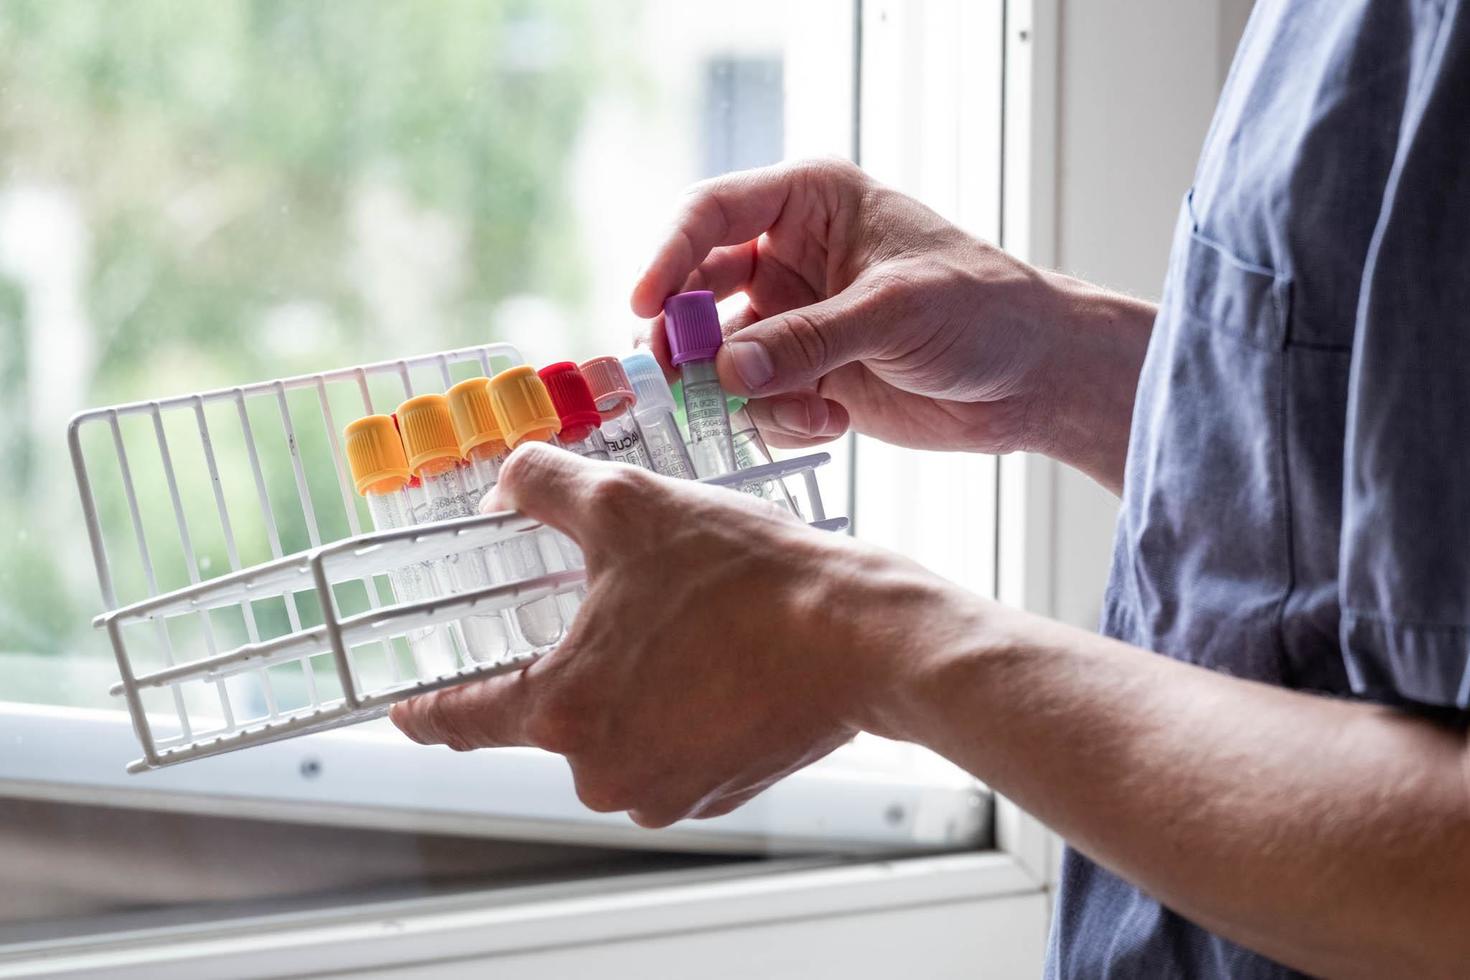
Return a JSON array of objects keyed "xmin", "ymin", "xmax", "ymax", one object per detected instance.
[
  {"xmin": 633, "ymin": 158, "xmax": 1156, "ymax": 492},
  {"xmin": 388, "ymin": 443, "xmax": 936, "ymax": 827},
  {"xmin": 386, "ymin": 447, "xmax": 1470, "ymax": 977}
]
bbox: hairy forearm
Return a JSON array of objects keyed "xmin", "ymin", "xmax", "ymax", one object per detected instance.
[
  {"xmin": 1028, "ymin": 272, "xmax": 1155, "ymax": 494},
  {"xmin": 854, "ymin": 582, "xmax": 1470, "ymax": 977}
]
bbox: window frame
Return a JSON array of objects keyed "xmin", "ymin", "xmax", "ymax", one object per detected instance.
[
  {"xmin": 0, "ymin": 2, "xmax": 1069, "ymax": 965},
  {"xmin": 848, "ymin": 0, "xmax": 1059, "ymax": 890}
]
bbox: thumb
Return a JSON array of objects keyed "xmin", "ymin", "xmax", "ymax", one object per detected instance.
[
  {"xmin": 478, "ymin": 441, "xmax": 608, "ymax": 543},
  {"xmin": 716, "ymin": 284, "xmax": 891, "ymax": 397}
]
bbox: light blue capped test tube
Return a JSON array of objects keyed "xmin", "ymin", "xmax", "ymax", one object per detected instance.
[{"xmin": 620, "ymin": 350, "xmax": 698, "ymax": 480}]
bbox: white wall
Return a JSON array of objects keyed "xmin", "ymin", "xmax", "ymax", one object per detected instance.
[{"xmin": 1046, "ymin": 0, "xmax": 1254, "ymax": 627}]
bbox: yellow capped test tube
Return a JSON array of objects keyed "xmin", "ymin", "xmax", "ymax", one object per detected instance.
[
  {"xmin": 449, "ymin": 377, "xmax": 564, "ymax": 649},
  {"xmin": 344, "ymin": 415, "xmax": 458, "ymax": 677},
  {"xmin": 489, "ymin": 366, "xmax": 585, "ymax": 616},
  {"xmin": 397, "ymin": 394, "xmax": 513, "ymax": 664}
]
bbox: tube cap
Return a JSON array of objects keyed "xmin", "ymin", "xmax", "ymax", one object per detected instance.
[
  {"xmin": 578, "ymin": 356, "xmax": 637, "ymax": 421},
  {"xmin": 538, "ymin": 362, "xmax": 603, "ymax": 438},
  {"xmin": 489, "ymin": 366, "xmax": 561, "ymax": 447},
  {"xmin": 663, "ymin": 290, "xmax": 723, "ymax": 366},
  {"xmin": 446, "ymin": 377, "xmax": 505, "ymax": 456},
  {"xmin": 396, "ymin": 394, "xmax": 462, "ymax": 473},
  {"xmin": 344, "ymin": 415, "xmax": 411, "ymax": 495},
  {"xmin": 620, "ymin": 351, "xmax": 678, "ymax": 416},
  {"xmin": 390, "ymin": 414, "xmax": 422, "ymax": 489}
]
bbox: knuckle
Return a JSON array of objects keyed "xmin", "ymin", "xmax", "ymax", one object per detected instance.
[
  {"xmin": 574, "ymin": 774, "xmax": 631, "ymax": 814},
  {"xmin": 497, "ymin": 441, "xmax": 552, "ymax": 490},
  {"xmin": 525, "ymin": 690, "xmax": 594, "ymax": 755},
  {"xmin": 778, "ymin": 310, "xmax": 832, "ymax": 375},
  {"xmin": 583, "ymin": 467, "xmax": 646, "ymax": 522},
  {"xmin": 629, "ymin": 810, "xmax": 677, "ymax": 830},
  {"xmin": 803, "ymin": 155, "xmax": 862, "ymax": 186},
  {"xmin": 685, "ymin": 193, "xmax": 732, "ymax": 246},
  {"xmin": 419, "ymin": 693, "xmax": 471, "ymax": 751}
]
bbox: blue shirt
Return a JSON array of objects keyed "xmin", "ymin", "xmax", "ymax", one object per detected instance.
[{"xmin": 1048, "ymin": 1, "xmax": 1470, "ymax": 975}]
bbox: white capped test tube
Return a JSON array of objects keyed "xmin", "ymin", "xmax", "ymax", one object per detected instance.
[
  {"xmin": 729, "ymin": 401, "xmax": 800, "ymax": 515},
  {"xmin": 621, "ymin": 350, "xmax": 697, "ymax": 480}
]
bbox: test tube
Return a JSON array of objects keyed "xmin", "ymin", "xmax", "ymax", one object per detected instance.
[
  {"xmin": 579, "ymin": 356, "xmax": 655, "ymax": 470},
  {"xmin": 537, "ymin": 362, "xmax": 612, "ymax": 461},
  {"xmin": 489, "ymin": 366, "xmax": 586, "ymax": 616},
  {"xmin": 620, "ymin": 351, "xmax": 697, "ymax": 480},
  {"xmin": 729, "ymin": 400, "xmax": 800, "ymax": 515},
  {"xmin": 446, "ymin": 377, "xmax": 510, "ymax": 511},
  {"xmin": 664, "ymin": 290, "xmax": 737, "ymax": 478},
  {"xmin": 447, "ymin": 376, "xmax": 565, "ymax": 650},
  {"xmin": 397, "ymin": 394, "xmax": 513, "ymax": 664},
  {"xmin": 343, "ymin": 415, "xmax": 460, "ymax": 677}
]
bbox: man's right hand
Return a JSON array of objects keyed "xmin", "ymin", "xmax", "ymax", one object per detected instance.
[{"xmin": 631, "ymin": 158, "xmax": 1155, "ymax": 492}]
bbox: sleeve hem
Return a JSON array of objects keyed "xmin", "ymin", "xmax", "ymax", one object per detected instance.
[{"xmin": 1340, "ymin": 611, "xmax": 1470, "ymax": 709}]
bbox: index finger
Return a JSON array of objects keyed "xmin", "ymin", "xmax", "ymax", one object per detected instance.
[
  {"xmin": 630, "ymin": 163, "xmax": 798, "ymax": 319},
  {"xmin": 389, "ymin": 666, "xmax": 539, "ymax": 751}
]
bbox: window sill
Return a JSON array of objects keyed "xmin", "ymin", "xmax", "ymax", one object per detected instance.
[{"xmin": 0, "ymin": 702, "xmax": 989, "ymax": 856}]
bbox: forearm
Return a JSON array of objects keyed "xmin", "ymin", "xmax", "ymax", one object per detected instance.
[
  {"xmin": 853, "ymin": 581, "xmax": 1470, "ymax": 977},
  {"xmin": 1026, "ymin": 272, "xmax": 1155, "ymax": 494}
]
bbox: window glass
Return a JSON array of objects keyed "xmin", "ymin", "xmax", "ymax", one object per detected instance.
[
  {"xmin": 0, "ymin": 0, "xmax": 852, "ymax": 704},
  {"xmin": 0, "ymin": 2, "xmax": 1014, "ymax": 954}
]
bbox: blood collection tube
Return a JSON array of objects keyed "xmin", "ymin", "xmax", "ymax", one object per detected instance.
[
  {"xmin": 537, "ymin": 362, "xmax": 612, "ymax": 461},
  {"xmin": 578, "ymin": 356, "xmax": 655, "ymax": 470},
  {"xmin": 664, "ymin": 290, "xmax": 737, "ymax": 478},
  {"xmin": 489, "ymin": 366, "xmax": 586, "ymax": 613},
  {"xmin": 728, "ymin": 399, "xmax": 800, "ymax": 514},
  {"xmin": 448, "ymin": 376, "xmax": 565, "ymax": 649},
  {"xmin": 620, "ymin": 350, "xmax": 697, "ymax": 479},
  {"xmin": 343, "ymin": 415, "xmax": 459, "ymax": 677},
  {"xmin": 397, "ymin": 394, "xmax": 513, "ymax": 663}
]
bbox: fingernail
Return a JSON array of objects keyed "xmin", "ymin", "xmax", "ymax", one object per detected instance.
[
  {"xmin": 771, "ymin": 399, "xmax": 810, "ymax": 432},
  {"xmin": 726, "ymin": 341, "xmax": 774, "ymax": 390}
]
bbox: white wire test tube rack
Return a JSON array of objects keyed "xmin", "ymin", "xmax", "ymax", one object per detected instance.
[{"xmin": 68, "ymin": 344, "xmax": 846, "ymax": 773}]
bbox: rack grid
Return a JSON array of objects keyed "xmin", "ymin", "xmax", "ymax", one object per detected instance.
[{"xmin": 68, "ymin": 344, "xmax": 844, "ymax": 773}]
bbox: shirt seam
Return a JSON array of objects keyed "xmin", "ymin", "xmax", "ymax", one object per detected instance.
[
  {"xmin": 1343, "ymin": 608, "xmax": 1470, "ymax": 634},
  {"xmin": 1274, "ymin": 338, "xmax": 1298, "ymax": 687}
]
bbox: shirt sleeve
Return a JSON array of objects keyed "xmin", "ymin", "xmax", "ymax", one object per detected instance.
[{"xmin": 1338, "ymin": 4, "xmax": 1470, "ymax": 711}]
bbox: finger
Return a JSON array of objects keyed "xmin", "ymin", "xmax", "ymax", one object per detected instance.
[
  {"xmin": 718, "ymin": 302, "xmax": 762, "ymax": 338},
  {"xmin": 689, "ymin": 786, "xmax": 765, "ymax": 821},
  {"xmin": 479, "ymin": 441, "xmax": 646, "ymax": 546},
  {"xmin": 389, "ymin": 668, "xmax": 539, "ymax": 751},
  {"xmin": 714, "ymin": 286, "xmax": 893, "ymax": 398},
  {"xmin": 628, "ymin": 803, "xmax": 698, "ymax": 830},
  {"xmin": 679, "ymin": 242, "xmax": 758, "ymax": 300},
  {"xmin": 652, "ymin": 316, "xmax": 679, "ymax": 383},
  {"xmin": 631, "ymin": 163, "xmax": 803, "ymax": 318},
  {"xmin": 630, "ymin": 316, "xmax": 678, "ymax": 383},
  {"xmin": 745, "ymin": 394, "xmax": 850, "ymax": 444},
  {"xmin": 636, "ymin": 303, "xmax": 762, "ymax": 384}
]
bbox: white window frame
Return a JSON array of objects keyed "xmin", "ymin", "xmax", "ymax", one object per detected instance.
[{"xmin": 852, "ymin": 0, "xmax": 1061, "ymax": 893}]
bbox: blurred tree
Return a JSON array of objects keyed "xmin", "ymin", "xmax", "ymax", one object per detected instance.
[{"xmin": 0, "ymin": 0, "xmax": 605, "ymax": 664}]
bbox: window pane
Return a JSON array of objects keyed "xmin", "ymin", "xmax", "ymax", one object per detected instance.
[
  {"xmin": 0, "ymin": 5, "xmax": 1001, "ymax": 955},
  {"xmin": 0, "ymin": 0, "xmax": 853, "ymax": 702}
]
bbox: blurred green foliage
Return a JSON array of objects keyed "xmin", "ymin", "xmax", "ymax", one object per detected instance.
[{"xmin": 0, "ymin": 1, "xmax": 609, "ymax": 672}]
